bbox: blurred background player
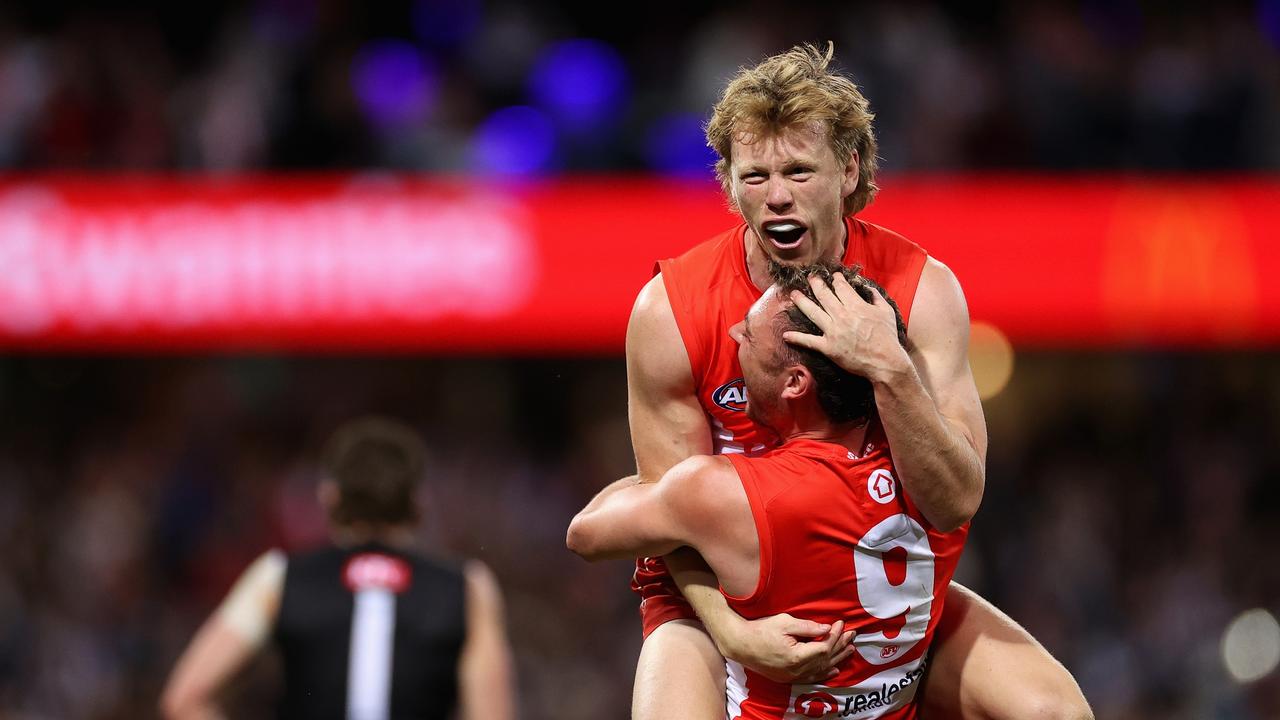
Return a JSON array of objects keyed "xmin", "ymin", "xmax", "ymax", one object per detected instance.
[
  {"xmin": 160, "ymin": 417, "xmax": 515, "ymax": 720},
  {"xmin": 618, "ymin": 43, "xmax": 1090, "ymax": 720},
  {"xmin": 570, "ymin": 262, "xmax": 968, "ymax": 718}
]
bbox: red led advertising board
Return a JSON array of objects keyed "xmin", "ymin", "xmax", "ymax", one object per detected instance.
[{"xmin": 0, "ymin": 175, "xmax": 1275, "ymax": 352}]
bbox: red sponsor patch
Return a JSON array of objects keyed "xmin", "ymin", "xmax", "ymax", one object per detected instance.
[{"xmin": 342, "ymin": 553, "xmax": 412, "ymax": 594}]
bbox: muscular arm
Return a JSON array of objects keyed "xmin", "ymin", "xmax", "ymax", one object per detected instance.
[
  {"xmin": 566, "ymin": 456, "xmax": 740, "ymax": 562},
  {"xmin": 611, "ymin": 277, "xmax": 733, "ymax": 630},
  {"xmin": 612, "ymin": 277, "xmax": 752, "ymax": 645},
  {"xmin": 879, "ymin": 259, "xmax": 987, "ymax": 531},
  {"xmin": 623, "ymin": 274, "xmax": 713, "ymax": 481},
  {"xmin": 569, "ymin": 274, "xmax": 845, "ymax": 679},
  {"xmin": 785, "ymin": 260, "xmax": 986, "ymax": 531},
  {"xmin": 160, "ymin": 550, "xmax": 285, "ymax": 720},
  {"xmin": 458, "ymin": 561, "xmax": 516, "ymax": 720}
]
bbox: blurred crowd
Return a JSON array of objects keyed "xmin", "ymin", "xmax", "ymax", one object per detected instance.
[
  {"xmin": 0, "ymin": 354, "xmax": 1276, "ymax": 719},
  {"xmin": 2, "ymin": 2, "xmax": 1279, "ymax": 720},
  {"xmin": 0, "ymin": 0, "xmax": 1277, "ymax": 173}
]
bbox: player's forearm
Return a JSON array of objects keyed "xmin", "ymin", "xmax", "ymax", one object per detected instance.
[
  {"xmin": 873, "ymin": 364, "xmax": 984, "ymax": 532},
  {"xmin": 462, "ymin": 679, "xmax": 514, "ymax": 720},
  {"xmin": 577, "ymin": 475, "xmax": 639, "ymax": 515},
  {"xmin": 665, "ymin": 549, "xmax": 746, "ymax": 656},
  {"xmin": 567, "ymin": 478, "xmax": 680, "ymax": 560},
  {"xmin": 159, "ymin": 689, "xmax": 227, "ymax": 720},
  {"xmin": 161, "ymin": 614, "xmax": 263, "ymax": 720},
  {"xmin": 461, "ymin": 638, "xmax": 516, "ymax": 720},
  {"xmin": 459, "ymin": 562, "xmax": 517, "ymax": 720},
  {"xmin": 567, "ymin": 475, "xmax": 638, "ymax": 558},
  {"xmin": 162, "ymin": 705, "xmax": 226, "ymax": 720},
  {"xmin": 668, "ymin": 549, "xmax": 847, "ymax": 683}
]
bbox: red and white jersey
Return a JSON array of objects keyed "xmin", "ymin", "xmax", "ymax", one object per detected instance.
[
  {"xmin": 656, "ymin": 218, "xmax": 928, "ymax": 456},
  {"xmin": 723, "ymin": 435, "xmax": 967, "ymax": 719},
  {"xmin": 631, "ymin": 218, "xmax": 930, "ymax": 638}
]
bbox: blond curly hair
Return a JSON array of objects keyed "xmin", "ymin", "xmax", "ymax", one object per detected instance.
[{"xmin": 705, "ymin": 43, "xmax": 879, "ymax": 216}]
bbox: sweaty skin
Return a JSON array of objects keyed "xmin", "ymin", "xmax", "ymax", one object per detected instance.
[{"xmin": 611, "ymin": 123, "xmax": 1091, "ymax": 720}]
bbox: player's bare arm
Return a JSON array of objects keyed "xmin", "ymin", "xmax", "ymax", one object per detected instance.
[
  {"xmin": 784, "ymin": 259, "xmax": 986, "ymax": 531},
  {"xmin": 625, "ymin": 275, "xmax": 712, "ymax": 481},
  {"xmin": 458, "ymin": 561, "xmax": 516, "ymax": 720},
  {"xmin": 667, "ymin": 553, "xmax": 852, "ymax": 683},
  {"xmin": 602, "ymin": 274, "xmax": 848, "ymax": 679},
  {"xmin": 160, "ymin": 550, "xmax": 284, "ymax": 720},
  {"xmin": 568, "ymin": 454, "xmax": 855, "ymax": 681},
  {"xmin": 567, "ymin": 455, "xmax": 737, "ymax": 561}
]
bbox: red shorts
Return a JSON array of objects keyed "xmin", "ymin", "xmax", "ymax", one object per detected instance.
[{"xmin": 632, "ymin": 556, "xmax": 698, "ymax": 637}]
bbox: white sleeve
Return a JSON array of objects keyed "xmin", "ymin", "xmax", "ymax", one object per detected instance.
[{"xmin": 214, "ymin": 549, "xmax": 287, "ymax": 648}]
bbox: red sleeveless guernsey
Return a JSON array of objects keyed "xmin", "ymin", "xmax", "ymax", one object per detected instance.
[
  {"xmin": 633, "ymin": 217, "xmax": 929, "ymax": 636},
  {"xmin": 722, "ymin": 436, "xmax": 966, "ymax": 719}
]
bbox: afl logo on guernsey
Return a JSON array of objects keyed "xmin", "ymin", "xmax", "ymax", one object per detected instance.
[{"xmin": 712, "ymin": 378, "xmax": 748, "ymax": 412}]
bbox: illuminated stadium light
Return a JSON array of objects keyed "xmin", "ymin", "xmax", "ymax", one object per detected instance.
[
  {"xmin": 643, "ymin": 113, "xmax": 717, "ymax": 177},
  {"xmin": 350, "ymin": 40, "xmax": 438, "ymax": 128},
  {"xmin": 411, "ymin": 0, "xmax": 482, "ymax": 48},
  {"xmin": 968, "ymin": 322, "xmax": 1015, "ymax": 400},
  {"xmin": 527, "ymin": 39, "xmax": 628, "ymax": 132},
  {"xmin": 469, "ymin": 106, "xmax": 557, "ymax": 175},
  {"xmin": 1220, "ymin": 608, "xmax": 1280, "ymax": 684}
]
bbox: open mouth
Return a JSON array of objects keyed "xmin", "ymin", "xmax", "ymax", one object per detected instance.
[{"xmin": 762, "ymin": 221, "xmax": 807, "ymax": 250}]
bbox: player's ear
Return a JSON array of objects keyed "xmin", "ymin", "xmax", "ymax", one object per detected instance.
[
  {"xmin": 781, "ymin": 364, "xmax": 812, "ymax": 401},
  {"xmin": 841, "ymin": 149, "xmax": 860, "ymax": 199}
]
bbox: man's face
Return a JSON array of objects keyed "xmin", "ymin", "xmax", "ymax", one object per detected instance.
[
  {"xmin": 730, "ymin": 123, "xmax": 858, "ymax": 266},
  {"xmin": 728, "ymin": 287, "xmax": 790, "ymax": 434}
]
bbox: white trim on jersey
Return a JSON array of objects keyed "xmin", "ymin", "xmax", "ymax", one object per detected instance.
[
  {"xmin": 712, "ymin": 417, "xmax": 746, "ymax": 455},
  {"xmin": 347, "ymin": 588, "xmax": 397, "ymax": 720},
  {"xmin": 726, "ymin": 659, "xmax": 749, "ymax": 720}
]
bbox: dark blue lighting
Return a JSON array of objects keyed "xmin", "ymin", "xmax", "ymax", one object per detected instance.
[
  {"xmin": 644, "ymin": 113, "xmax": 717, "ymax": 177},
  {"xmin": 350, "ymin": 40, "xmax": 438, "ymax": 128},
  {"xmin": 470, "ymin": 106, "xmax": 557, "ymax": 176},
  {"xmin": 412, "ymin": 0, "xmax": 483, "ymax": 49},
  {"xmin": 528, "ymin": 39, "xmax": 628, "ymax": 131},
  {"xmin": 1261, "ymin": 0, "xmax": 1280, "ymax": 49}
]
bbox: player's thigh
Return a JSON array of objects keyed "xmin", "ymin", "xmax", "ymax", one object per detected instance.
[
  {"xmin": 920, "ymin": 582, "xmax": 1092, "ymax": 720},
  {"xmin": 633, "ymin": 619, "xmax": 726, "ymax": 720}
]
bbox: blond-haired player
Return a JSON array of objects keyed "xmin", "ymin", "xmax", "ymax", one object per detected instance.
[{"xmin": 598, "ymin": 43, "xmax": 1092, "ymax": 720}]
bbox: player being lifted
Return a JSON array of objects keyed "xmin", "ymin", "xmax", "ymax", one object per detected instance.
[
  {"xmin": 571, "ymin": 43, "xmax": 1091, "ymax": 720},
  {"xmin": 570, "ymin": 262, "xmax": 968, "ymax": 717}
]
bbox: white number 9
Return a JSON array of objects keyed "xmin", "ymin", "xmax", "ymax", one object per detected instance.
[{"xmin": 853, "ymin": 513, "xmax": 936, "ymax": 666}]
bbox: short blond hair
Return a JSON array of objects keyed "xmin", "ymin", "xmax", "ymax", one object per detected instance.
[{"xmin": 705, "ymin": 43, "xmax": 879, "ymax": 216}]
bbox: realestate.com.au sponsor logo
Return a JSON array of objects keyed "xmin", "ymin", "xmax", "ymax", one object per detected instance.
[{"xmin": 789, "ymin": 656, "xmax": 927, "ymax": 718}]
